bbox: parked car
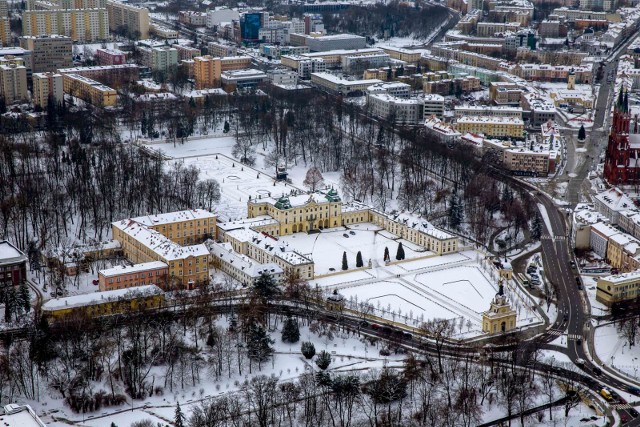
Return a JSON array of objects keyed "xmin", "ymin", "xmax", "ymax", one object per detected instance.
[
  {"xmin": 343, "ymin": 233, "xmax": 350, "ymax": 238},
  {"xmin": 349, "ymin": 230, "xmax": 355, "ymax": 235}
]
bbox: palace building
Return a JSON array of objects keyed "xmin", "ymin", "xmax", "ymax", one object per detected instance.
[{"xmin": 482, "ymin": 281, "xmax": 517, "ymax": 334}]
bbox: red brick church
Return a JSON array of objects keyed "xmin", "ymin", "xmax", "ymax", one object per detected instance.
[{"xmin": 604, "ymin": 88, "xmax": 640, "ymax": 185}]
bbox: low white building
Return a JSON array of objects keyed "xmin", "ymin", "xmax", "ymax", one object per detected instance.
[
  {"xmin": 367, "ymin": 82, "xmax": 411, "ymax": 98},
  {"xmin": 0, "ymin": 404, "xmax": 46, "ymax": 427},
  {"xmin": 593, "ymin": 187, "xmax": 636, "ymax": 225},
  {"xmin": 268, "ymin": 70, "xmax": 298, "ymax": 86},
  {"xmin": 368, "ymin": 93, "xmax": 424, "ymax": 124},
  {"xmin": 425, "ymin": 115, "xmax": 461, "ymax": 143},
  {"xmin": 423, "ymin": 94, "xmax": 445, "ymax": 118}
]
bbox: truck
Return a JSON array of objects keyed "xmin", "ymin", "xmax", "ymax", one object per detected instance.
[{"xmin": 600, "ymin": 388, "xmax": 613, "ymax": 401}]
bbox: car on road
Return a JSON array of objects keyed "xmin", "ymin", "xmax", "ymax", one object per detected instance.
[
  {"xmin": 592, "ymin": 366, "xmax": 602, "ymax": 376},
  {"xmin": 627, "ymin": 386, "xmax": 640, "ymax": 396},
  {"xmin": 621, "ymin": 413, "xmax": 630, "ymax": 424},
  {"xmin": 629, "ymin": 408, "xmax": 639, "ymax": 418},
  {"xmin": 576, "ymin": 358, "xmax": 585, "ymax": 366}
]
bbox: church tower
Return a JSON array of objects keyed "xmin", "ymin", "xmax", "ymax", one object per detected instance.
[
  {"xmin": 482, "ymin": 280, "xmax": 517, "ymax": 334},
  {"xmin": 604, "ymin": 88, "xmax": 635, "ymax": 185},
  {"xmin": 567, "ymin": 68, "xmax": 576, "ymax": 90}
]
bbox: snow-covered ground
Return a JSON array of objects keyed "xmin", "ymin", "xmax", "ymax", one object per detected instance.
[{"xmin": 594, "ymin": 322, "xmax": 640, "ymax": 382}]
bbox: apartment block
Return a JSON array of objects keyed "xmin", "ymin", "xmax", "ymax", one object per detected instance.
[
  {"xmin": 304, "ymin": 34, "xmax": 366, "ymax": 51},
  {"xmin": 208, "ymin": 41, "xmax": 237, "ymax": 58},
  {"xmin": 19, "ymin": 35, "xmax": 72, "ymax": 72},
  {"xmin": 174, "ymin": 44, "xmax": 201, "ymax": 61},
  {"xmin": 62, "ymin": 73, "xmax": 117, "ymax": 106},
  {"xmin": 22, "ymin": 9, "xmax": 109, "ymax": 42},
  {"xmin": 221, "ymin": 69, "xmax": 267, "ymax": 91},
  {"xmin": 32, "ymin": 71, "xmax": 63, "ymax": 107},
  {"xmin": 98, "ymin": 261, "xmax": 169, "ymax": 291},
  {"xmin": 206, "ymin": 7, "xmax": 239, "ymax": 28},
  {"xmin": 311, "ymin": 72, "xmax": 382, "ymax": 95},
  {"xmin": 57, "ymin": 64, "xmax": 139, "ymax": 85},
  {"xmin": 140, "ymin": 46, "xmax": 178, "ymax": 72},
  {"xmin": 0, "ymin": 18, "xmax": 9, "ymax": 47},
  {"xmin": 220, "ymin": 56, "xmax": 251, "ymax": 71},
  {"xmin": 0, "ymin": 63, "xmax": 28, "ymax": 104},
  {"xmin": 178, "ymin": 10, "xmax": 207, "ymax": 26},
  {"xmin": 380, "ymin": 46, "xmax": 422, "ymax": 63},
  {"xmin": 368, "ymin": 93, "xmax": 424, "ymax": 124},
  {"xmin": 106, "ymin": 0, "xmax": 149, "ymax": 39},
  {"xmin": 95, "ymin": 47, "xmax": 126, "ymax": 65},
  {"xmin": 194, "ymin": 55, "xmax": 221, "ymax": 89},
  {"xmin": 455, "ymin": 116, "xmax": 524, "ymax": 138}
]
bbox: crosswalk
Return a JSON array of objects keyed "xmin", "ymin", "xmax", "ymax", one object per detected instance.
[
  {"xmin": 611, "ymin": 404, "xmax": 634, "ymax": 410},
  {"xmin": 548, "ymin": 329, "xmax": 564, "ymax": 336},
  {"xmin": 541, "ymin": 235, "xmax": 566, "ymax": 241},
  {"xmin": 568, "ymin": 334, "xmax": 582, "ymax": 340}
]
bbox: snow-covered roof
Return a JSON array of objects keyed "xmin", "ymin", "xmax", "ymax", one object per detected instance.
[
  {"xmin": 227, "ymin": 228, "xmax": 313, "ymax": 265},
  {"xmin": 129, "ymin": 209, "xmax": 215, "ymax": 227},
  {"xmin": 591, "ymin": 221, "xmax": 622, "ymax": 238},
  {"xmin": 99, "ymin": 261, "xmax": 168, "ymax": 277},
  {"xmin": 573, "ymin": 204, "xmax": 609, "ymax": 225},
  {"xmin": 600, "ymin": 269, "xmax": 640, "ymax": 284},
  {"xmin": 594, "ymin": 187, "xmax": 635, "ymax": 213},
  {"xmin": 206, "ymin": 240, "xmax": 283, "ymax": 278},
  {"xmin": 0, "ymin": 404, "xmax": 45, "ymax": 427},
  {"xmin": 217, "ymin": 216, "xmax": 279, "ymax": 232},
  {"xmin": 112, "ymin": 220, "xmax": 209, "ymax": 261},
  {"xmin": 0, "ymin": 241, "xmax": 26, "ymax": 265},
  {"xmin": 41, "ymin": 285, "xmax": 163, "ymax": 311}
]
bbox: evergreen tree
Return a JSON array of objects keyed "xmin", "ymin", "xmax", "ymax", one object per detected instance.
[
  {"xmin": 223, "ymin": 120, "xmax": 230, "ymax": 133},
  {"xmin": 384, "ymin": 246, "xmax": 390, "ymax": 262},
  {"xmin": 281, "ymin": 317, "xmax": 300, "ymax": 343},
  {"xmin": 578, "ymin": 124, "xmax": 586, "ymax": 141},
  {"xmin": 3, "ymin": 288, "xmax": 13, "ymax": 323},
  {"xmin": 18, "ymin": 281, "xmax": 30, "ymax": 313},
  {"xmin": 341, "ymin": 251, "xmax": 348, "ymax": 270},
  {"xmin": 356, "ymin": 251, "xmax": 363, "ymax": 268},
  {"xmin": 395, "ymin": 243, "xmax": 405, "ymax": 261},
  {"xmin": 110, "ymin": 423, "xmax": 117, "ymax": 427},
  {"xmin": 301, "ymin": 341, "xmax": 316, "ymax": 359},
  {"xmin": 315, "ymin": 350, "xmax": 332, "ymax": 370},
  {"xmin": 448, "ymin": 194, "xmax": 463, "ymax": 229},
  {"xmin": 531, "ymin": 213, "xmax": 543, "ymax": 240},
  {"xmin": 247, "ymin": 322, "xmax": 274, "ymax": 362},
  {"xmin": 253, "ymin": 273, "xmax": 280, "ymax": 304},
  {"xmin": 175, "ymin": 402, "xmax": 185, "ymax": 427}
]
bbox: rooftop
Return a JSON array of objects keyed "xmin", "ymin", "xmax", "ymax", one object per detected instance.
[
  {"xmin": 99, "ymin": 261, "xmax": 168, "ymax": 277},
  {"xmin": 0, "ymin": 241, "xmax": 27, "ymax": 266},
  {"xmin": 41, "ymin": 285, "xmax": 163, "ymax": 311},
  {"xmin": 0, "ymin": 404, "xmax": 46, "ymax": 427},
  {"xmin": 206, "ymin": 241, "xmax": 284, "ymax": 278},
  {"xmin": 130, "ymin": 210, "xmax": 215, "ymax": 227}
]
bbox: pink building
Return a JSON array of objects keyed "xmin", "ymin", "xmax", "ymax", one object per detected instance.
[
  {"xmin": 98, "ymin": 261, "xmax": 168, "ymax": 291},
  {"xmin": 95, "ymin": 48, "xmax": 126, "ymax": 66}
]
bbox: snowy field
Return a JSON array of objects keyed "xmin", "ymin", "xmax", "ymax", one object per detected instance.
[
  {"xmin": 172, "ymin": 154, "xmax": 302, "ymax": 221},
  {"xmin": 313, "ymin": 250, "xmax": 542, "ymax": 337},
  {"xmin": 279, "ymin": 222, "xmax": 433, "ymax": 275},
  {"xmin": 594, "ymin": 323, "xmax": 640, "ymax": 382}
]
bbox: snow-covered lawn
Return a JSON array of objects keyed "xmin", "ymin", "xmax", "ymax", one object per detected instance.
[
  {"xmin": 594, "ymin": 322, "xmax": 640, "ymax": 382},
  {"xmin": 313, "ymin": 250, "xmax": 542, "ymax": 338},
  {"xmin": 279, "ymin": 222, "xmax": 432, "ymax": 275}
]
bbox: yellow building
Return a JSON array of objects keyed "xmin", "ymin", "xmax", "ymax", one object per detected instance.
[
  {"xmin": 220, "ymin": 56, "xmax": 251, "ymax": 71},
  {"xmin": 245, "ymin": 189, "xmax": 459, "ymax": 256},
  {"xmin": 455, "ymin": 116, "xmax": 525, "ymax": 139},
  {"xmin": 596, "ymin": 271, "xmax": 640, "ymax": 306},
  {"xmin": 605, "ymin": 232, "xmax": 640, "ymax": 273},
  {"xmin": 62, "ymin": 73, "xmax": 117, "ymax": 106},
  {"xmin": 194, "ymin": 55, "xmax": 221, "ymax": 89},
  {"xmin": 22, "ymin": 8, "xmax": 109, "ymax": 42},
  {"xmin": 41, "ymin": 284, "xmax": 164, "ymax": 319},
  {"xmin": 482, "ymin": 282, "xmax": 517, "ymax": 334},
  {"xmin": 112, "ymin": 210, "xmax": 215, "ymax": 288},
  {"xmin": 381, "ymin": 46, "xmax": 422, "ymax": 63}
]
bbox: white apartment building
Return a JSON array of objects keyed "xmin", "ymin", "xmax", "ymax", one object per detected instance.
[
  {"xmin": 367, "ymin": 82, "xmax": 411, "ymax": 98},
  {"xmin": 424, "ymin": 94, "xmax": 445, "ymax": 118},
  {"xmin": 368, "ymin": 93, "xmax": 424, "ymax": 124},
  {"xmin": 454, "ymin": 105, "xmax": 523, "ymax": 119},
  {"xmin": 206, "ymin": 8, "xmax": 239, "ymax": 28},
  {"xmin": 268, "ymin": 70, "xmax": 298, "ymax": 86},
  {"xmin": 32, "ymin": 71, "xmax": 63, "ymax": 107}
]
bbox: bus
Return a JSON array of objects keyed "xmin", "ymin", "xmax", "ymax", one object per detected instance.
[{"xmin": 517, "ymin": 273, "xmax": 529, "ymax": 287}]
